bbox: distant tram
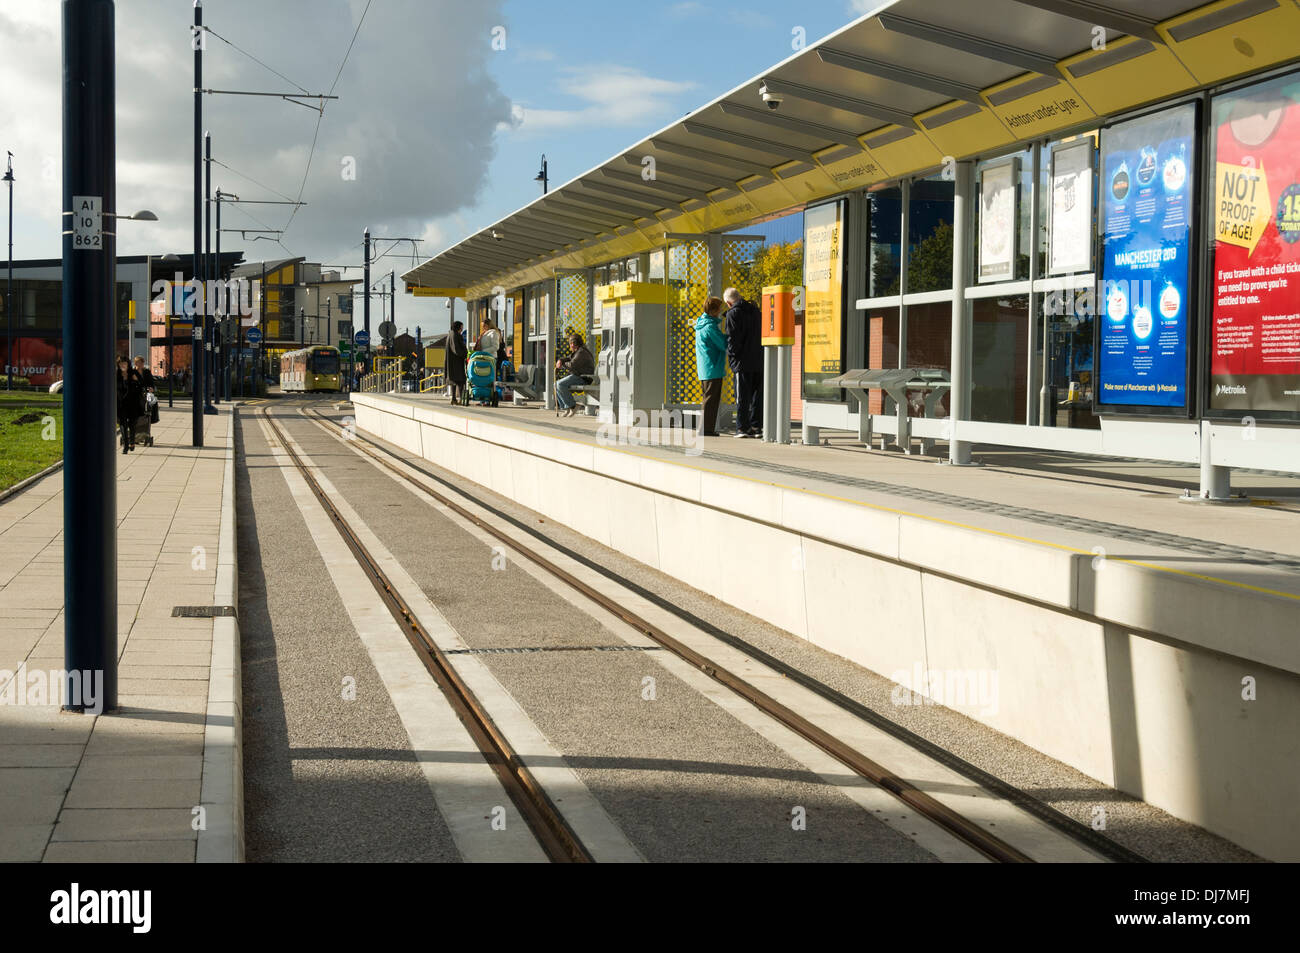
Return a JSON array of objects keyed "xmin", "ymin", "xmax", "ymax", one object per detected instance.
[{"xmin": 281, "ymin": 345, "xmax": 342, "ymax": 392}]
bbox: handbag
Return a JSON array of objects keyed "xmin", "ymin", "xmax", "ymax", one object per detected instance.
[{"xmin": 147, "ymin": 390, "xmax": 159, "ymax": 423}]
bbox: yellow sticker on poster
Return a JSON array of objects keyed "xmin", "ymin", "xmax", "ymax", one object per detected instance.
[{"xmin": 1215, "ymin": 161, "xmax": 1272, "ymax": 256}]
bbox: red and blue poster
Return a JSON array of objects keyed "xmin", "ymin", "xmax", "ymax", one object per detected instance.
[
  {"xmin": 1210, "ymin": 71, "xmax": 1300, "ymax": 418},
  {"xmin": 1097, "ymin": 103, "xmax": 1195, "ymax": 411}
]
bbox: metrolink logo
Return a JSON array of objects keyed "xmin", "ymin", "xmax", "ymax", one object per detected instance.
[
  {"xmin": 1216, "ymin": 383, "xmax": 1247, "ymax": 396},
  {"xmin": 0, "ymin": 665, "xmax": 104, "ymax": 714},
  {"xmin": 50, "ymin": 884, "xmax": 151, "ymax": 934},
  {"xmin": 596, "ymin": 409, "xmax": 703, "ymax": 456},
  {"xmin": 151, "ymin": 273, "xmax": 258, "ymax": 318}
]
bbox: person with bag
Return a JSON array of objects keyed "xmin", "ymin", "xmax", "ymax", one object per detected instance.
[
  {"xmin": 446, "ymin": 320, "xmax": 467, "ymax": 404},
  {"xmin": 694, "ymin": 297, "xmax": 728, "ymax": 437},
  {"xmin": 116, "ymin": 356, "xmax": 144, "ymax": 454}
]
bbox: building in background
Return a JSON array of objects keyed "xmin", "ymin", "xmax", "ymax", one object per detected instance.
[
  {"xmin": 232, "ymin": 258, "xmax": 358, "ymax": 382},
  {"xmin": 2, "ymin": 252, "xmax": 242, "ymax": 390}
]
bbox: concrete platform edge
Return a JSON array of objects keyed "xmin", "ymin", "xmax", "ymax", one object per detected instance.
[{"xmin": 197, "ymin": 408, "xmax": 244, "ymax": 863}]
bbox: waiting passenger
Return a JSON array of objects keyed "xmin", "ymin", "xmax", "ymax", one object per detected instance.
[
  {"xmin": 475, "ymin": 317, "xmax": 502, "ymax": 357},
  {"xmin": 694, "ymin": 297, "xmax": 727, "ymax": 437},
  {"xmin": 555, "ymin": 333, "xmax": 595, "ymax": 418},
  {"xmin": 446, "ymin": 320, "xmax": 467, "ymax": 404},
  {"xmin": 723, "ymin": 287, "xmax": 763, "ymax": 437}
]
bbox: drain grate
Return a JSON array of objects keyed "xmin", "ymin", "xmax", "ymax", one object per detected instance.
[{"xmin": 171, "ymin": 605, "xmax": 238, "ymax": 618}]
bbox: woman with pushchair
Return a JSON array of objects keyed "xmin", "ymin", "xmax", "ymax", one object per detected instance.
[{"xmin": 116, "ymin": 356, "xmax": 145, "ymax": 454}]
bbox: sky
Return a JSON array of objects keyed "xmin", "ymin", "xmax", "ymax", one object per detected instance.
[{"xmin": 0, "ymin": 0, "xmax": 877, "ymax": 337}]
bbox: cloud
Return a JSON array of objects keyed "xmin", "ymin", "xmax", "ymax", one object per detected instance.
[
  {"xmin": 512, "ymin": 65, "xmax": 695, "ymax": 135},
  {"xmin": 0, "ymin": 0, "xmax": 515, "ymax": 269},
  {"xmin": 847, "ymin": 0, "xmax": 893, "ymax": 15},
  {"xmin": 668, "ymin": 2, "xmax": 706, "ymax": 16}
]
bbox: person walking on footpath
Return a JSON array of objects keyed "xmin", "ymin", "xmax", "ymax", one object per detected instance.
[
  {"xmin": 446, "ymin": 320, "xmax": 467, "ymax": 404},
  {"xmin": 723, "ymin": 287, "xmax": 763, "ymax": 437},
  {"xmin": 694, "ymin": 296, "xmax": 728, "ymax": 437},
  {"xmin": 554, "ymin": 332, "xmax": 595, "ymax": 417},
  {"xmin": 116, "ymin": 356, "xmax": 144, "ymax": 454}
]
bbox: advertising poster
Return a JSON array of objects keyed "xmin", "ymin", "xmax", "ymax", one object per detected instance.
[
  {"xmin": 1210, "ymin": 71, "xmax": 1300, "ymax": 418},
  {"xmin": 979, "ymin": 160, "xmax": 1017, "ymax": 282},
  {"xmin": 802, "ymin": 201, "xmax": 845, "ymax": 401},
  {"xmin": 1096, "ymin": 103, "xmax": 1195, "ymax": 410},
  {"xmin": 1049, "ymin": 138, "xmax": 1094, "ymax": 275}
]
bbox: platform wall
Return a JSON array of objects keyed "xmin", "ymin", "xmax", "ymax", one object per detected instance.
[{"xmin": 352, "ymin": 393, "xmax": 1300, "ymax": 861}]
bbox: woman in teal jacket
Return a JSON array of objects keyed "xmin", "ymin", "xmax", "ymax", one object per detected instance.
[{"xmin": 694, "ymin": 296, "xmax": 728, "ymax": 436}]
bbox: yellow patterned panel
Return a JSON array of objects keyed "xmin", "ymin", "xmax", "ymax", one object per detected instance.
[
  {"xmin": 557, "ymin": 273, "xmax": 590, "ymax": 352},
  {"xmin": 666, "ymin": 240, "xmax": 711, "ymax": 406}
]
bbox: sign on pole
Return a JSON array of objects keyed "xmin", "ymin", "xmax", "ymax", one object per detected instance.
[{"xmin": 71, "ymin": 196, "xmax": 103, "ymax": 250}]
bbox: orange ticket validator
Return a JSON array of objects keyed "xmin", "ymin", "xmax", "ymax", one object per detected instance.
[{"xmin": 761, "ymin": 285, "xmax": 798, "ymax": 346}]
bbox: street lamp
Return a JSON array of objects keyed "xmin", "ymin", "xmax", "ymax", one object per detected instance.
[
  {"xmin": 4, "ymin": 152, "xmax": 13, "ymax": 392},
  {"xmin": 108, "ymin": 210, "xmax": 160, "ymax": 375},
  {"xmin": 535, "ymin": 154, "xmax": 548, "ymax": 194}
]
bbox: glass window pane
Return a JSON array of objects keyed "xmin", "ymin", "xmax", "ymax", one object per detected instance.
[
  {"xmin": 971, "ymin": 295, "xmax": 1029, "ymax": 423},
  {"xmin": 1042, "ymin": 288, "xmax": 1098, "ymax": 428},
  {"xmin": 865, "ymin": 308, "xmax": 899, "ymax": 414},
  {"xmin": 908, "ymin": 177, "xmax": 954, "ymax": 293},
  {"xmin": 903, "ymin": 301, "xmax": 952, "ymax": 417},
  {"xmin": 867, "ymin": 185, "xmax": 902, "ymax": 297}
]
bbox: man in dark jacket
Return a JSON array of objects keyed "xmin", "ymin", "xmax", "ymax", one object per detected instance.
[
  {"xmin": 723, "ymin": 288, "xmax": 763, "ymax": 437},
  {"xmin": 555, "ymin": 333, "xmax": 595, "ymax": 417}
]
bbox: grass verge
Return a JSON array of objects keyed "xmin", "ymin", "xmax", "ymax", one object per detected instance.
[{"xmin": 0, "ymin": 407, "xmax": 64, "ymax": 492}]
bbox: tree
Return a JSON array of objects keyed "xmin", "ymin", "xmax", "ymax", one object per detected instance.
[{"xmin": 731, "ymin": 240, "xmax": 804, "ymax": 302}]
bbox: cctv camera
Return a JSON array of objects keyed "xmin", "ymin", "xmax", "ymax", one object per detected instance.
[
  {"xmin": 491, "ymin": 229, "xmax": 503, "ymax": 242},
  {"xmin": 759, "ymin": 82, "xmax": 782, "ymax": 110}
]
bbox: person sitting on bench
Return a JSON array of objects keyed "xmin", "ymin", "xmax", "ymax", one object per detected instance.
[{"xmin": 555, "ymin": 333, "xmax": 595, "ymax": 418}]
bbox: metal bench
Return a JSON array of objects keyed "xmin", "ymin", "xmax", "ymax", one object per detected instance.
[{"xmin": 825, "ymin": 367, "xmax": 952, "ymax": 455}]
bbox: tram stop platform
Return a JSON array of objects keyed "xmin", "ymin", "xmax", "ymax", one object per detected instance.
[
  {"xmin": 351, "ymin": 391, "xmax": 1300, "ymax": 862},
  {"xmin": 0, "ymin": 407, "xmax": 240, "ymax": 863}
]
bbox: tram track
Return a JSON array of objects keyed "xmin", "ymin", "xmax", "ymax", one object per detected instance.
[
  {"xmin": 294, "ymin": 400, "xmax": 1150, "ymax": 864},
  {"xmin": 258, "ymin": 404, "xmax": 592, "ymax": 863}
]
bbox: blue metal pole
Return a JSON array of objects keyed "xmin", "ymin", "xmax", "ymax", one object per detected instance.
[
  {"xmin": 62, "ymin": 0, "xmax": 118, "ymax": 711},
  {"xmin": 192, "ymin": 0, "xmax": 205, "ymax": 443}
]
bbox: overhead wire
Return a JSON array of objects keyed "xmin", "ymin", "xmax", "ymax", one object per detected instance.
[
  {"xmin": 280, "ymin": 0, "xmax": 375, "ymax": 239},
  {"xmin": 203, "ymin": 25, "xmax": 310, "ymax": 94},
  {"xmin": 209, "ymin": 157, "xmax": 298, "ymax": 204}
]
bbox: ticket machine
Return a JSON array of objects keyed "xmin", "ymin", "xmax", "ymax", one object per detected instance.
[
  {"xmin": 593, "ymin": 284, "xmax": 619, "ymax": 423},
  {"xmin": 611, "ymin": 281, "xmax": 669, "ymax": 423}
]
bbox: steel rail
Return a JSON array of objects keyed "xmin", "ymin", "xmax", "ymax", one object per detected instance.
[{"xmin": 258, "ymin": 404, "xmax": 591, "ymax": 863}]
